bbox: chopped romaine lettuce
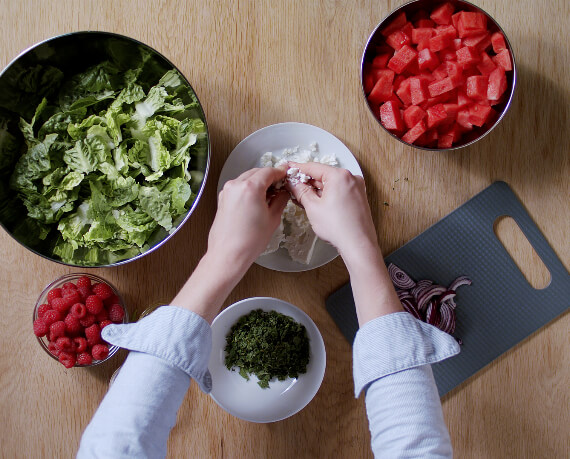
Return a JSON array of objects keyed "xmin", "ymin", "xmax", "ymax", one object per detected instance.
[{"xmin": 6, "ymin": 60, "xmax": 207, "ymax": 265}]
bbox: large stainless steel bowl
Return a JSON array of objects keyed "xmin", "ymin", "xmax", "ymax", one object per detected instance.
[{"xmin": 0, "ymin": 31, "xmax": 210, "ymax": 266}]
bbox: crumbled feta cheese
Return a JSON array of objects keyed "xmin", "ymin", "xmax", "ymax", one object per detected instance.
[{"xmin": 259, "ymin": 142, "xmax": 338, "ymax": 264}]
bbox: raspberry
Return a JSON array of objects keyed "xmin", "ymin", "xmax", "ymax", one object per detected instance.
[
  {"xmin": 104, "ymin": 294, "xmax": 120, "ymax": 307},
  {"xmin": 86, "ymin": 295, "xmax": 104, "ymax": 315},
  {"xmin": 64, "ymin": 313, "xmax": 82, "ymax": 335},
  {"xmin": 79, "ymin": 314, "xmax": 96, "ymax": 328},
  {"xmin": 62, "ymin": 290, "xmax": 81, "ymax": 309},
  {"xmin": 52, "ymin": 297, "xmax": 70, "ymax": 314},
  {"xmin": 76, "ymin": 276, "xmax": 92, "ymax": 290},
  {"xmin": 59, "ymin": 351, "xmax": 76, "ymax": 369},
  {"xmin": 42, "ymin": 309, "xmax": 62, "ymax": 327},
  {"xmin": 73, "ymin": 337, "xmax": 88, "ymax": 353},
  {"xmin": 47, "ymin": 288, "xmax": 62, "ymax": 305},
  {"xmin": 78, "ymin": 285, "xmax": 92, "ymax": 302},
  {"xmin": 85, "ymin": 323, "xmax": 102, "ymax": 345},
  {"xmin": 33, "ymin": 318, "xmax": 49, "ymax": 337},
  {"xmin": 77, "ymin": 352, "xmax": 93, "ymax": 366},
  {"xmin": 55, "ymin": 336, "xmax": 74, "ymax": 352},
  {"xmin": 49, "ymin": 321, "xmax": 66, "ymax": 340},
  {"xmin": 71, "ymin": 303, "xmax": 87, "ymax": 319},
  {"xmin": 95, "ymin": 308, "xmax": 109, "ymax": 322},
  {"xmin": 91, "ymin": 344, "xmax": 109, "ymax": 361},
  {"xmin": 37, "ymin": 303, "xmax": 51, "ymax": 319},
  {"xmin": 62, "ymin": 282, "xmax": 77, "ymax": 292},
  {"xmin": 108, "ymin": 304, "xmax": 125, "ymax": 323},
  {"xmin": 99, "ymin": 320, "xmax": 113, "ymax": 329},
  {"xmin": 48, "ymin": 341, "xmax": 61, "ymax": 357},
  {"xmin": 92, "ymin": 282, "xmax": 113, "ymax": 301}
]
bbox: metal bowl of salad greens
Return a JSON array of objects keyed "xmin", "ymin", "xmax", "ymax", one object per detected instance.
[{"xmin": 0, "ymin": 32, "xmax": 209, "ymax": 266}]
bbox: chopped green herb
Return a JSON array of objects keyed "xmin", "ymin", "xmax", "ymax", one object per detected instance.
[{"xmin": 224, "ymin": 309, "xmax": 310, "ymax": 389}]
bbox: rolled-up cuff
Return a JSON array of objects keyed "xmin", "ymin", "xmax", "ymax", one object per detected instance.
[
  {"xmin": 102, "ymin": 306, "xmax": 212, "ymax": 393},
  {"xmin": 353, "ymin": 312, "xmax": 460, "ymax": 397}
]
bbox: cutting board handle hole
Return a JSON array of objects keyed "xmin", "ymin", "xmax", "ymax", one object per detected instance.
[{"xmin": 493, "ymin": 216, "xmax": 551, "ymax": 289}]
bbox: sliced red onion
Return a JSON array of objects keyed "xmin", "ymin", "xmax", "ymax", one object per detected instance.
[
  {"xmin": 417, "ymin": 285, "xmax": 447, "ymax": 311},
  {"xmin": 449, "ymin": 276, "xmax": 472, "ymax": 291},
  {"xmin": 400, "ymin": 298, "xmax": 422, "ymax": 320},
  {"xmin": 387, "ymin": 263, "xmax": 470, "ymax": 341},
  {"xmin": 388, "ymin": 263, "xmax": 416, "ymax": 289}
]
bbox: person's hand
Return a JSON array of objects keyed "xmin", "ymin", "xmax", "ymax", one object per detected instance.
[
  {"xmin": 208, "ymin": 167, "xmax": 289, "ymax": 271},
  {"xmin": 285, "ymin": 162, "xmax": 378, "ymax": 260}
]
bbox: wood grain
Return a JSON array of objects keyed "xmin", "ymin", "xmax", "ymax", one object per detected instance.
[{"xmin": 0, "ymin": 0, "xmax": 568, "ymax": 458}]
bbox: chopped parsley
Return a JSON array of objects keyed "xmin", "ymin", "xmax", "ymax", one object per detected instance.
[{"xmin": 224, "ymin": 309, "xmax": 310, "ymax": 388}]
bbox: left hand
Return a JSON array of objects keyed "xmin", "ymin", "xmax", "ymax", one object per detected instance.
[{"xmin": 207, "ymin": 167, "xmax": 289, "ymax": 272}]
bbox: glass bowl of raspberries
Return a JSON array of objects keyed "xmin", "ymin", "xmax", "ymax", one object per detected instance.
[{"xmin": 32, "ymin": 273, "xmax": 128, "ymax": 368}]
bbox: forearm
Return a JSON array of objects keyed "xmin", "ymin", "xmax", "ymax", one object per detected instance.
[
  {"xmin": 340, "ymin": 241, "xmax": 402, "ymax": 326},
  {"xmin": 171, "ymin": 250, "xmax": 250, "ymax": 324}
]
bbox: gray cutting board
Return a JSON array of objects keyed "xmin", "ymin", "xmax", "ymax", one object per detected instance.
[{"xmin": 325, "ymin": 181, "xmax": 570, "ymax": 397}]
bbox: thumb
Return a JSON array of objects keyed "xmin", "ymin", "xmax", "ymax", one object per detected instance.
[{"xmin": 286, "ymin": 181, "xmax": 319, "ymax": 210}]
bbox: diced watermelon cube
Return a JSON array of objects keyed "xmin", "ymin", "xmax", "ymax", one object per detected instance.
[
  {"xmin": 457, "ymin": 12, "xmax": 487, "ymax": 38},
  {"xmin": 368, "ymin": 70, "xmax": 395, "ymax": 105},
  {"xmin": 372, "ymin": 53, "xmax": 391, "ymax": 69},
  {"xmin": 410, "ymin": 77, "xmax": 430, "ymax": 105},
  {"xmin": 429, "ymin": 33, "xmax": 452, "ymax": 53},
  {"xmin": 491, "ymin": 32, "xmax": 507, "ymax": 53},
  {"xmin": 380, "ymin": 101, "xmax": 405, "ymax": 131},
  {"xmin": 402, "ymin": 119, "xmax": 428, "ymax": 144},
  {"xmin": 412, "ymin": 28, "xmax": 434, "ymax": 44},
  {"xmin": 396, "ymin": 77, "xmax": 412, "ymax": 105},
  {"xmin": 456, "ymin": 89, "xmax": 473, "ymax": 107},
  {"xmin": 381, "ymin": 11, "xmax": 407, "ymax": 37},
  {"xmin": 393, "ymin": 74, "xmax": 407, "ymax": 90},
  {"xmin": 476, "ymin": 52, "xmax": 497, "ymax": 76},
  {"xmin": 432, "ymin": 63, "xmax": 449, "ymax": 80},
  {"xmin": 452, "ymin": 38, "xmax": 463, "ymax": 50},
  {"xmin": 446, "ymin": 61, "xmax": 463, "ymax": 85},
  {"xmin": 416, "ymin": 18, "xmax": 436, "ymax": 28},
  {"xmin": 443, "ymin": 103, "xmax": 459, "ymax": 120},
  {"xmin": 476, "ymin": 34, "xmax": 492, "ymax": 53},
  {"xmin": 487, "ymin": 66, "xmax": 507, "ymax": 101},
  {"xmin": 426, "ymin": 103, "xmax": 448, "ymax": 128},
  {"xmin": 438, "ymin": 133, "xmax": 454, "ymax": 148},
  {"xmin": 430, "ymin": 2, "xmax": 455, "ymax": 25},
  {"xmin": 436, "ymin": 25, "xmax": 458, "ymax": 40},
  {"xmin": 439, "ymin": 122, "xmax": 462, "ymax": 142},
  {"xmin": 492, "ymin": 49, "xmax": 512, "ymax": 71},
  {"xmin": 388, "ymin": 45, "xmax": 418, "ymax": 73},
  {"xmin": 403, "ymin": 104, "xmax": 427, "ymax": 129},
  {"xmin": 457, "ymin": 108, "xmax": 474, "ymax": 130},
  {"xmin": 466, "ymin": 75, "xmax": 489, "ymax": 100},
  {"xmin": 416, "ymin": 39, "xmax": 430, "ymax": 52},
  {"xmin": 462, "ymin": 32, "xmax": 490, "ymax": 48},
  {"xmin": 428, "ymin": 77, "xmax": 456, "ymax": 97},
  {"xmin": 451, "ymin": 12, "xmax": 462, "ymax": 29},
  {"xmin": 456, "ymin": 46, "xmax": 480, "ymax": 67},
  {"xmin": 386, "ymin": 29, "xmax": 412, "ymax": 50},
  {"xmin": 417, "ymin": 47, "xmax": 440, "ymax": 71},
  {"xmin": 468, "ymin": 103, "xmax": 492, "ymax": 126},
  {"xmin": 439, "ymin": 49, "xmax": 457, "ymax": 62}
]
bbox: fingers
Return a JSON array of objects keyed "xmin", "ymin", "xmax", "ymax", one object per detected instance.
[
  {"xmin": 236, "ymin": 166, "xmax": 287, "ymax": 187},
  {"xmin": 286, "ymin": 180, "xmax": 319, "ymax": 209},
  {"xmin": 287, "ymin": 161, "xmax": 338, "ymax": 183},
  {"xmin": 268, "ymin": 189, "xmax": 290, "ymax": 218}
]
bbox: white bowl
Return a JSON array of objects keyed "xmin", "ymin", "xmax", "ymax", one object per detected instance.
[
  {"xmin": 217, "ymin": 122, "xmax": 363, "ymax": 272},
  {"xmin": 208, "ymin": 297, "xmax": 326, "ymax": 423}
]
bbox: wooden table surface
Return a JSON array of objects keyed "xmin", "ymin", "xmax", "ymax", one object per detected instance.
[{"xmin": 1, "ymin": 0, "xmax": 568, "ymax": 457}]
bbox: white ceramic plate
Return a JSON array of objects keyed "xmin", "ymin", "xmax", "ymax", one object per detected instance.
[
  {"xmin": 208, "ymin": 297, "xmax": 326, "ymax": 423},
  {"xmin": 217, "ymin": 122, "xmax": 363, "ymax": 272}
]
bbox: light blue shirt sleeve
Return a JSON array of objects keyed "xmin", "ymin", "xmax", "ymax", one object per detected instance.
[
  {"xmin": 77, "ymin": 306, "xmax": 212, "ymax": 459},
  {"xmin": 78, "ymin": 307, "xmax": 459, "ymax": 458},
  {"xmin": 353, "ymin": 312, "xmax": 461, "ymax": 458}
]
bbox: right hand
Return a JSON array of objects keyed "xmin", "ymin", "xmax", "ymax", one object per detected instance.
[{"xmin": 285, "ymin": 162, "xmax": 379, "ymax": 259}]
